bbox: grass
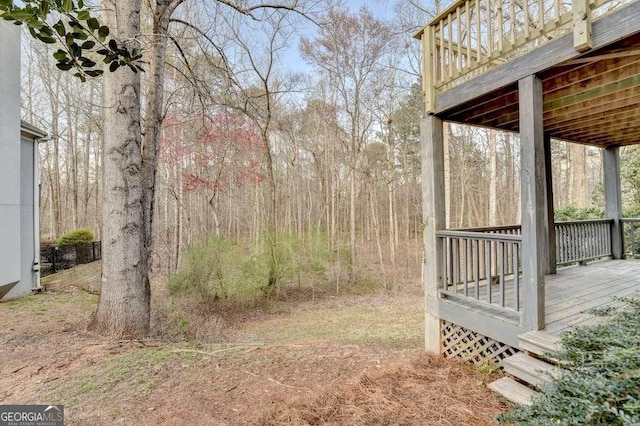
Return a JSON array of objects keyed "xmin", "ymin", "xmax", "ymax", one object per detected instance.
[
  {"xmin": 246, "ymin": 301, "xmax": 423, "ymax": 347},
  {"xmin": 47, "ymin": 347, "xmax": 195, "ymax": 405},
  {"xmin": 0, "ymin": 291, "xmax": 97, "ymax": 328},
  {"xmin": 1, "ymin": 291, "xmax": 97, "ymax": 309}
]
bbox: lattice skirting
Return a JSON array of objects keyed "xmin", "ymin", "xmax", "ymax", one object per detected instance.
[{"xmin": 441, "ymin": 320, "xmax": 518, "ymax": 366}]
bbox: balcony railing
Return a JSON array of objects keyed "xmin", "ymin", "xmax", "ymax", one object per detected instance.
[
  {"xmin": 555, "ymin": 219, "xmax": 612, "ymax": 265},
  {"xmin": 622, "ymin": 218, "xmax": 640, "ymax": 258},
  {"xmin": 436, "ymin": 219, "xmax": 618, "ymax": 319},
  {"xmin": 438, "ymin": 229, "xmax": 523, "ymax": 316},
  {"xmin": 415, "ymin": 0, "xmax": 631, "ymax": 111}
]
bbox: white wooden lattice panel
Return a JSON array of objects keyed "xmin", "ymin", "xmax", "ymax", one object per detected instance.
[{"xmin": 441, "ymin": 320, "xmax": 518, "ymax": 365}]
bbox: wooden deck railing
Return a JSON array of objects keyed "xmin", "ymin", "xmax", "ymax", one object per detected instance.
[
  {"xmin": 415, "ymin": 0, "xmax": 630, "ymax": 111},
  {"xmin": 622, "ymin": 218, "xmax": 640, "ymax": 258},
  {"xmin": 436, "ymin": 219, "xmax": 615, "ymax": 317},
  {"xmin": 555, "ymin": 219, "xmax": 613, "ymax": 265},
  {"xmin": 437, "ymin": 230, "xmax": 522, "ymax": 315}
]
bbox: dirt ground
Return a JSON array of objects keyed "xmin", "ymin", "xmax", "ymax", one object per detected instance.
[{"xmin": 0, "ymin": 284, "xmax": 507, "ymax": 425}]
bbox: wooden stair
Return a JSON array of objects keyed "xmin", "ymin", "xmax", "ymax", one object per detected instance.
[
  {"xmin": 518, "ymin": 330, "xmax": 561, "ymax": 359},
  {"xmin": 488, "ymin": 331, "xmax": 561, "ymax": 405}
]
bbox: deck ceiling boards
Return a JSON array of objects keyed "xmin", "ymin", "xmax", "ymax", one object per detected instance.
[{"xmin": 441, "ymin": 34, "xmax": 640, "ymax": 147}]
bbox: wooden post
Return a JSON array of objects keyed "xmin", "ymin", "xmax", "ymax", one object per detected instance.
[
  {"xmin": 519, "ymin": 75, "xmax": 546, "ymax": 331},
  {"xmin": 423, "ymin": 28, "xmax": 436, "ymax": 113},
  {"xmin": 422, "ymin": 115, "xmax": 446, "ymax": 355},
  {"xmin": 604, "ymin": 146, "xmax": 624, "ymax": 259},
  {"xmin": 572, "ymin": 0, "xmax": 592, "ymax": 52},
  {"xmin": 544, "ymin": 134, "xmax": 557, "ymax": 274}
]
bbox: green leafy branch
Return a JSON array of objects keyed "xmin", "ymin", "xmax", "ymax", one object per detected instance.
[{"xmin": 0, "ymin": 0, "xmax": 143, "ymax": 81}]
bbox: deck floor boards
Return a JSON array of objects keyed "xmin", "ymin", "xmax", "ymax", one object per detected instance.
[
  {"xmin": 444, "ymin": 259, "xmax": 640, "ymax": 336},
  {"xmin": 544, "ymin": 260, "xmax": 640, "ymax": 334}
]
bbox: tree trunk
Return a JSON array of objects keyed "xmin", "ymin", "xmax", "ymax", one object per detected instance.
[
  {"xmin": 141, "ymin": 2, "xmax": 178, "ymax": 276},
  {"xmin": 349, "ymin": 165, "xmax": 357, "ymax": 278},
  {"xmin": 90, "ymin": 0, "xmax": 149, "ymax": 338}
]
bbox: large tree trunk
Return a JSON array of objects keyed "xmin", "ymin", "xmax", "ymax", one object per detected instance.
[
  {"xmin": 141, "ymin": 2, "xmax": 178, "ymax": 276},
  {"xmin": 90, "ymin": 0, "xmax": 149, "ymax": 338}
]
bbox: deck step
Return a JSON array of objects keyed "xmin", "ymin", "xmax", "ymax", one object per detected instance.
[
  {"xmin": 503, "ymin": 353, "xmax": 558, "ymax": 388},
  {"xmin": 518, "ymin": 331, "xmax": 561, "ymax": 358},
  {"xmin": 488, "ymin": 377, "xmax": 539, "ymax": 405}
]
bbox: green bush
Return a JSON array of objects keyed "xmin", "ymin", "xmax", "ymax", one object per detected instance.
[
  {"xmin": 554, "ymin": 205, "xmax": 604, "ymax": 221},
  {"xmin": 500, "ymin": 296, "xmax": 640, "ymax": 425},
  {"xmin": 166, "ymin": 231, "xmax": 343, "ymax": 304},
  {"xmin": 56, "ymin": 228, "xmax": 95, "ymax": 247},
  {"xmin": 167, "ymin": 237, "xmax": 259, "ymax": 303}
]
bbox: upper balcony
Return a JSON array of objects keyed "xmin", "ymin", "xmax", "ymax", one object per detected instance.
[{"xmin": 414, "ymin": 0, "xmax": 640, "ymax": 147}]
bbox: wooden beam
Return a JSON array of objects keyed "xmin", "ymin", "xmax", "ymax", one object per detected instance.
[
  {"xmin": 438, "ymin": 299, "xmax": 526, "ymax": 348},
  {"xmin": 572, "ymin": 0, "xmax": 593, "ymax": 52},
  {"xmin": 545, "ymin": 55, "xmax": 640, "ymax": 98},
  {"xmin": 558, "ymin": 121, "xmax": 640, "ymax": 141},
  {"xmin": 489, "ymin": 82, "xmax": 640, "ymax": 129},
  {"xmin": 604, "ymin": 147, "xmax": 624, "ymax": 259},
  {"xmin": 457, "ymin": 56, "xmax": 640, "ymax": 124},
  {"xmin": 575, "ymin": 133, "xmax": 640, "ymax": 146},
  {"xmin": 545, "ymin": 58, "xmax": 640, "ymax": 104},
  {"xmin": 568, "ymin": 131, "xmax": 640, "ymax": 146},
  {"xmin": 423, "ymin": 28, "xmax": 436, "ymax": 113},
  {"xmin": 519, "ymin": 75, "xmax": 546, "ymax": 331},
  {"xmin": 451, "ymin": 90, "xmax": 519, "ymax": 122},
  {"xmin": 544, "ymin": 86, "xmax": 640, "ymax": 125},
  {"xmin": 435, "ymin": 1, "xmax": 640, "ymax": 114},
  {"xmin": 546, "ymin": 103, "xmax": 640, "ymax": 132},
  {"xmin": 422, "ymin": 115, "xmax": 446, "ymax": 355},
  {"xmin": 561, "ymin": 48, "xmax": 640, "ymax": 65},
  {"xmin": 555, "ymin": 114, "xmax": 640, "ymax": 136},
  {"xmin": 544, "ymin": 74, "xmax": 640, "ymax": 111}
]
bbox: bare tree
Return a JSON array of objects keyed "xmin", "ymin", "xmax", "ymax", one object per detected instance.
[{"xmin": 300, "ymin": 5, "xmax": 394, "ymax": 279}]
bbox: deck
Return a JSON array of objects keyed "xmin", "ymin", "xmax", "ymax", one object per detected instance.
[
  {"xmin": 417, "ymin": 0, "xmax": 640, "ymax": 356},
  {"xmin": 415, "ymin": 0, "xmax": 640, "ymax": 147},
  {"xmin": 543, "ymin": 259, "xmax": 640, "ymax": 334},
  {"xmin": 437, "ymin": 258, "xmax": 640, "ymax": 346}
]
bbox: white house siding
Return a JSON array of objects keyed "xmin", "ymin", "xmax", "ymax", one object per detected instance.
[
  {"xmin": 0, "ymin": 21, "xmax": 22, "ymax": 298},
  {"xmin": 18, "ymin": 135, "xmax": 36, "ymax": 297}
]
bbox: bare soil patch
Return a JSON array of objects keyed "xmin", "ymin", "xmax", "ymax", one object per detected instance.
[{"xmin": 0, "ymin": 287, "xmax": 507, "ymax": 425}]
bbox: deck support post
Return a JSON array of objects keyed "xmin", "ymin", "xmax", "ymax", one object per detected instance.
[
  {"xmin": 604, "ymin": 146, "xmax": 624, "ymax": 259},
  {"xmin": 544, "ymin": 134, "xmax": 557, "ymax": 274},
  {"xmin": 519, "ymin": 75, "xmax": 546, "ymax": 331},
  {"xmin": 422, "ymin": 115, "xmax": 446, "ymax": 355}
]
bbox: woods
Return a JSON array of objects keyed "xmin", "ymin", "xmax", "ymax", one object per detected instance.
[{"xmin": 10, "ymin": 0, "xmax": 640, "ymax": 337}]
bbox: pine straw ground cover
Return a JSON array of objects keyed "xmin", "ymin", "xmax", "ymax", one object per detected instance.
[{"xmin": 260, "ymin": 355, "xmax": 507, "ymax": 425}]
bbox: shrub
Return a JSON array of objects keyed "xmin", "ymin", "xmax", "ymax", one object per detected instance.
[
  {"xmin": 554, "ymin": 205, "xmax": 604, "ymax": 221},
  {"xmin": 56, "ymin": 228, "xmax": 94, "ymax": 247},
  {"xmin": 500, "ymin": 296, "xmax": 640, "ymax": 425},
  {"xmin": 166, "ymin": 231, "xmax": 344, "ymax": 305},
  {"xmin": 167, "ymin": 236, "xmax": 259, "ymax": 303}
]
